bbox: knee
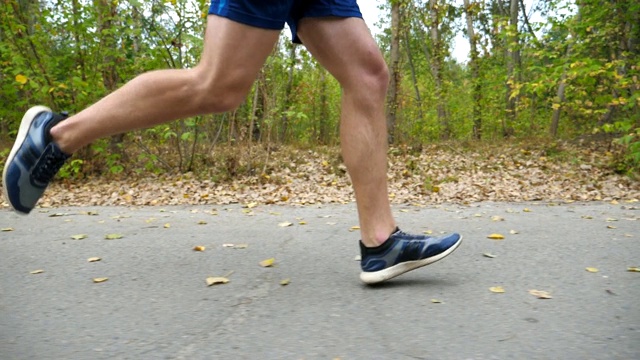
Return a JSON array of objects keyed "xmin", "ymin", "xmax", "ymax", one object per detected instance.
[
  {"xmin": 345, "ymin": 54, "xmax": 389, "ymax": 99},
  {"xmin": 189, "ymin": 68, "xmax": 252, "ymax": 114}
]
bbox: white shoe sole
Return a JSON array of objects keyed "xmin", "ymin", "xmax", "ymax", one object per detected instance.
[{"xmin": 2, "ymin": 106, "xmax": 52, "ymax": 213}]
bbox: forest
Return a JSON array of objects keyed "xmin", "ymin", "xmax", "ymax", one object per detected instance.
[{"xmin": 0, "ymin": 0, "xmax": 639, "ymax": 182}]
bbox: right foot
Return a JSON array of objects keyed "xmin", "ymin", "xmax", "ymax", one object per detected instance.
[
  {"xmin": 2, "ymin": 106, "xmax": 70, "ymax": 214},
  {"xmin": 359, "ymin": 228, "xmax": 462, "ymax": 284}
]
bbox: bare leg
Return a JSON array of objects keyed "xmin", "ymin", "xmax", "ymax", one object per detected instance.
[
  {"xmin": 51, "ymin": 16, "xmax": 280, "ymax": 154},
  {"xmin": 297, "ymin": 17, "xmax": 396, "ymax": 247}
]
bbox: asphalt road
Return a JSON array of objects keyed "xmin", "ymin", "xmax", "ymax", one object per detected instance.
[{"xmin": 1, "ymin": 202, "xmax": 638, "ymax": 360}]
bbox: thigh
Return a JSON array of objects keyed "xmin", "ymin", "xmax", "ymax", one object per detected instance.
[
  {"xmin": 209, "ymin": 0, "xmax": 295, "ymax": 30},
  {"xmin": 287, "ymin": 0, "xmax": 362, "ymax": 43},
  {"xmin": 295, "ymin": 17, "xmax": 385, "ymax": 87}
]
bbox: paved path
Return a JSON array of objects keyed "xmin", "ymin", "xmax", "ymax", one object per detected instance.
[{"xmin": 1, "ymin": 202, "xmax": 638, "ymax": 359}]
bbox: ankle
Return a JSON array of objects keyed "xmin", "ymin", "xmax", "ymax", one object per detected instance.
[
  {"xmin": 49, "ymin": 122, "xmax": 77, "ymax": 155},
  {"xmin": 361, "ymin": 226, "xmax": 398, "ymax": 248}
]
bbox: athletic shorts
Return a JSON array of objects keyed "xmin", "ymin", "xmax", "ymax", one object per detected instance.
[{"xmin": 208, "ymin": 0, "xmax": 362, "ymax": 43}]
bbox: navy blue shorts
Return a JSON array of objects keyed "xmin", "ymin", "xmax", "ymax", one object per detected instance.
[{"xmin": 208, "ymin": 0, "xmax": 362, "ymax": 43}]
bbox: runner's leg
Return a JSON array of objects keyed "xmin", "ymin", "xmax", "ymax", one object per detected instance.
[
  {"xmin": 50, "ymin": 16, "xmax": 280, "ymax": 154},
  {"xmin": 296, "ymin": 17, "xmax": 395, "ymax": 247}
]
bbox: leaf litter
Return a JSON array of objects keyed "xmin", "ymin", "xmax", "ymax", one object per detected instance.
[{"xmin": 19, "ymin": 143, "xmax": 639, "ymax": 209}]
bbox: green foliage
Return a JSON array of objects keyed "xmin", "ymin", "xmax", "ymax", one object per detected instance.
[{"xmin": 0, "ymin": 0, "xmax": 638, "ymax": 176}]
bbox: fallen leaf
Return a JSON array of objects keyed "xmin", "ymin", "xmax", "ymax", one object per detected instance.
[
  {"xmin": 523, "ymin": 208, "xmax": 532, "ymax": 212},
  {"xmin": 2, "ymin": 227, "xmax": 15, "ymax": 232},
  {"xmin": 206, "ymin": 277, "xmax": 229, "ymax": 286},
  {"xmin": 87, "ymin": 257, "xmax": 101, "ymax": 262},
  {"xmin": 487, "ymin": 233, "xmax": 505, "ymax": 240},
  {"xmin": 606, "ymin": 225, "xmax": 617, "ymax": 229},
  {"xmin": 627, "ymin": 267, "xmax": 640, "ymax": 272},
  {"xmin": 278, "ymin": 222, "xmax": 293, "ymax": 227},
  {"xmin": 223, "ymin": 243, "xmax": 235, "ymax": 247},
  {"xmin": 349, "ymin": 225, "xmax": 361, "ymax": 231},
  {"xmin": 491, "ymin": 216, "xmax": 505, "ymax": 221},
  {"xmin": 299, "ymin": 221, "xmax": 307, "ymax": 225},
  {"xmin": 30, "ymin": 269, "xmax": 44, "ymax": 274},
  {"xmin": 354, "ymin": 255, "xmax": 362, "ymax": 261},
  {"xmin": 490, "ymin": 286, "xmax": 505, "ymax": 293},
  {"xmin": 280, "ymin": 279, "xmax": 290, "ymax": 286},
  {"xmin": 430, "ymin": 299, "xmax": 444, "ymax": 303},
  {"xmin": 509, "ymin": 229, "xmax": 519, "ymax": 234},
  {"xmin": 193, "ymin": 245, "xmax": 206, "ymax": 252},
  {"xmin": 585, "ymin": 267, "xmax": 599, "ymax": 273},
  {"xmin": 606, "ymin": 217, "xmax": 618, "ymax": 222},
  {"xmin": 259, "ymin": 258, "xmax": 275, "ymax": 267},
  {"xmin": 71, "ymin": 234, "xmax": 88, "ymax": 240},
  {"xmin": 104, "ymin": 233, "xmax": 123, "ymax": 240},
  {"xmin": 483, "ymin": 252, "xmax": 497, "ymax": 258},
  {"xmin": 93, "ymin": 277, "xmax": 108, "ymax": 283},
  {"xmin": 164, "ymin": 223, "xmax": 171, "ymax": 228},
  {"xmin": 528, "ymin": 289, "xmax": 552, "ymax": 299},
  {"xmin": 423, "ymin": 230, "xmax": 433, "ymax": 235},
  {"xmin": 197, "ymin": 220, "xmax": 207, "ymax": 225},
  {"xmin": 48, "ymin": 213, "xmax": 68, "ymax": 217},
  {"xmin": 581, "ymin": 215, "xmax": 593, "ymax": 219}
]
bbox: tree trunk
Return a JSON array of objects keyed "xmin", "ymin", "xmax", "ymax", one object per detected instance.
[
  {"xmin": 463, "ymin": 0, "xmax": 482, "ymax": 140},
  {"xmin": 386, "ymin": 0, "xmax": 401, "ymax": 144},
  {"xmin": 280, "ymin": 43, "xmax": 296, "ymax": 142},
  {"xmin": 428, "ymin": 0, "xmax": 449, "ymax": 139},
  {"xmin": 504, "ymin": 0, "xmax": 519, "ymax": 137}
]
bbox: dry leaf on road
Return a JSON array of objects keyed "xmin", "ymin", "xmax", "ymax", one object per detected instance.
[
  {"xmin": 93, "ymin": 277, "xmax": 108, "ymax": 283},
  {"xmin": 487, "ymin": 233, "xmax": 505, "ymax": 240},
  {"xmin": 206, "ymin": 277, "xmax": 229, "ymax": 286},
  {"xmin": 490, "ymin": 286, "xmax": 505, "ymax": 293},
  {"xmin": 529, "ymin": 289, "xmax": 552, "ymax": 299},
  {"xmin": 87, "ymin": 257, "xmax": 101, "ymax": 262},
  {"xmin": 260, "ymin": 258, "xmax": 275, "ymax": 267}
]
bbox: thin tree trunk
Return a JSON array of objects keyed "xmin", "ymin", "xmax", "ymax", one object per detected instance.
[
  {"xmin": 428, "ymin": 0, "xmax": 448, "ymax": 139},
  {"xmin": 504, "ymin": 0, "xmax": 519, "ymax": 137},
  {"xmin": 463, "ymin": 0, "xmax": 482, "ymax": 139},
  {"xmin": 386, "ymin": 0, "xmax": 401, "ymax": 144}
]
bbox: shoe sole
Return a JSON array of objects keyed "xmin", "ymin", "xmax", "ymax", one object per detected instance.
[
  {"xmin": 360, "ymin": 235, "xmax": 463, "ymax": 285},
  {"xmin": 2, "ymin": 106, "xmax": 52, "ymax": 214}
]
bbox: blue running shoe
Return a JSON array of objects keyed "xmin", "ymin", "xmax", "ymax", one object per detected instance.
[
  {"xmin": 2, "ymin": 106, "xmax": 70, "ymax": 214},
  {"xmin": 360, "ymin": 228, "xmax": 462, "ymax": 284}
]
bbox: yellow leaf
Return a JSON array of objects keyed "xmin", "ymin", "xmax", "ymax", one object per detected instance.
[
  {"xmin": 104, "ymin": 233, "xmax": 123, "ymax": 240},
  {"xmin": 528, "ymin": 289, "xmax": 552, "ymax": 299},
  {"xmin": 15, "ymin": 74, "xmax": 27, "ymax": 84},
  {"xmin": 71, "ymin": 234, "xmax": 88, "ymax": 240},
  {"xmin": 206, "ymin": 277, "xmax": 229, "ymax": 286},
  {"xmin": 164, "ymin": 223, "xmax": 171, "ymax": 228},
  {"xmin": 259, "ymin": 258, "xmax": 275, "ymax": 267},
  {"xmin": 509, "ymin": 230, "xmax": 519, "ymax": 234},
  {"xmin": 487, "ymin": 233, "xmax": 505, "ymax": 240},
  {"xmin": 586, "ymin": 267, "xmax": 599, "ymax": 273},
  {"xmin": 93, "ymin": 277, "xmax": 109, "ymax": 283},
  {"xmin": 483, "ymin": 252, "xmax": 497, "ymax": 258},
  {"xmin": 298, "ymin": 221, "xmax": 307, "ymax": 225},
  {"xmin": 523, "ymin": 208, "xmax": 532, "ymax": 212},
  {"xmin": 349, "ymin": 225, "xmax": 361, "ymax": 232},
  {"xmin": 1, "ymin": 227, "xmax": 15, "ymax": 232},
  {"xmin": 278, "ymin": 222, "xmax": 293, "ymax": 227},
  {"xmin": 280, "ymin": 278, "xmax": 290, "ymax": 286},
  {"xmin": 87, "ymin": 257, "xmax": 101, "ymax": 262},
  {"xmin": 197, "ymin": 220, "xmax": 207, "ymax": 225},
  {"xmin": 491, "ymin": 216, "xmax": 505, "ymax": 221},
  {"xmin": 30, "ymin": 269, "xmax": 44, "ymax": 274},
  {"xmin": 193, "ymin": 245, "xmax": 206, "ymax": 252},
  {"xmin": 627, "ymin": 267, "xmax": 640, "ymax": 272},
  {"xmin": 551, "ymin": 103, "xmax": 561, "ymax": 110},
  {"xmin": 606, "ymin": 225, "xmax": 617, "ymax": 229},
  {"xmin": 489, "ymin": 286, "xmax": 505, "ymax": 293},
  {"xmin": 430, "ymin": 299, "xmax": 443, "ymax": 303}
]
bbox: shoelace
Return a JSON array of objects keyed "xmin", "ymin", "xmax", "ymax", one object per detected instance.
[{"xmin": 32, "ymin": 147, "xmax": 68, "ymax": 184}]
